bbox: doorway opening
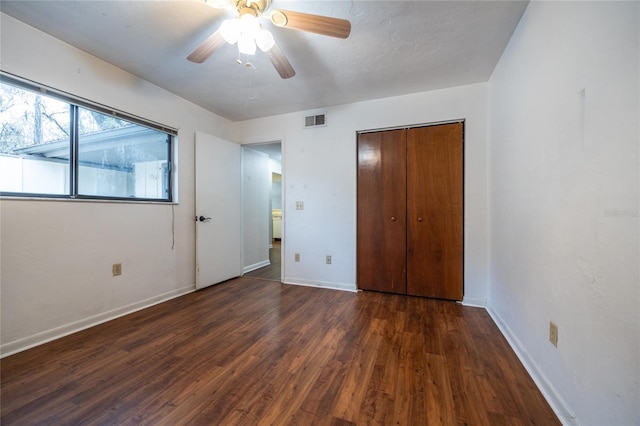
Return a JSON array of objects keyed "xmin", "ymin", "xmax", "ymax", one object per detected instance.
[{"xmin": 241, "ymin": 141, "xmax": 283, "ymax": 282}]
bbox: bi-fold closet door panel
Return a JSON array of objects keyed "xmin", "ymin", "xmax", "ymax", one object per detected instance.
[
  {"xmin": 357, "ymin": 122, "xmax": 463, "ymax": 301},
  {"xmin": 356, "ymin": 129, "xmax": 407, "ymax": 294},
  {"xmin": 406, "ymin": 124, "xmax": 463, "ymax": 300}
]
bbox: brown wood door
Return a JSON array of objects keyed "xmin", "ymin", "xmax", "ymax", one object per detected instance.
[
  {"xmin": 406, "ymin": 123, "xmax": 463, "ymax": 300},
  {"xmin": 357, "ymin": 130, "xmax": 407, "ymax": 294}
]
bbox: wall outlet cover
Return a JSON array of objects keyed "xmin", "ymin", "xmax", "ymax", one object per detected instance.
[{"xmin": 549, "ymin": 321, "xmax": 558, "ymax": 347}]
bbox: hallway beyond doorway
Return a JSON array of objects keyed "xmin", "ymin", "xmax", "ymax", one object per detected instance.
[{"xmin": 244, "ymin": 240, "xmax": 281, "ymax": 282}]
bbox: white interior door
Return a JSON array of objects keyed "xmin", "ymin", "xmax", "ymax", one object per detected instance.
[{"xmin": 195, "ymin": 131, "xmax": 241, "ymax": 289}]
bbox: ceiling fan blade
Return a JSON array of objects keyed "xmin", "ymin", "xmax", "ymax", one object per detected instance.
[
  {"xmin": 270, "ymin": 9, "xmax": 351, "ymax": 39},
  {"xmin": 267, "ymin": 43, "xmax": 296, "ymax": 79},
  {"xmin": 187, "ymin": 29, "xmax": 226, "ymax": 63}
]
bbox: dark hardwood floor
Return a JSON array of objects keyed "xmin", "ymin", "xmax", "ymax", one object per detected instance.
[
  {"xmin": 1, "ymin": 277, "xmax": 559, "ymax": 425},
  {"xmin": 244, "ymin": 240, "xmax": 281, "ymax": 281}
]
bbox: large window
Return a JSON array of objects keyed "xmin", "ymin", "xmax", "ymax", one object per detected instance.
[{"xmin": 0, "ymin": 75, "xmax": 175, "ymax": 201}]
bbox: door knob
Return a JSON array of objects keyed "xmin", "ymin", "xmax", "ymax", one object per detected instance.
[
  {"xmin": 417, "ymin": 217, "xmax": 424, "ymax": 222},
  {"xmin": 390, "ymin": 216, "xmax": 396, "ymax": 222},
  {"xmin": 198, "ymin": 215, "xmax": 212, "ymax": 222}
]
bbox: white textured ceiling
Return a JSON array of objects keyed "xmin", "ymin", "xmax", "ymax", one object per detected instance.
[{"xmin": 0, "ymin": 0, "xmax": 528, "ymax": 122}]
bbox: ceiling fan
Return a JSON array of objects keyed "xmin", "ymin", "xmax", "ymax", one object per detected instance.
[{"xmin": 187, "ymin": 0, "xmax": 351, "ymax": 79}]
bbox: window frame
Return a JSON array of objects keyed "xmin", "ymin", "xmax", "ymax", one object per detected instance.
[{"xmin": 0, "ymin": 73, "xmax": 177, "ymax": 203}]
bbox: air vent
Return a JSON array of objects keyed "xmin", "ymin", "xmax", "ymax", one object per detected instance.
[{"xmin": 304, "ymin": 113, "xmax": 326, "ymax": 128}]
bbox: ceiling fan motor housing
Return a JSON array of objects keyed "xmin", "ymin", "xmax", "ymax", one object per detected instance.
[{"xmin": 235, "ymin": 0, "xmax": 271, "ymax": 16}]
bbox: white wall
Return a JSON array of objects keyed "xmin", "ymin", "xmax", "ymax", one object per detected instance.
[
  {"xmin": 242, "ymin": 148, "xmax": 271, "ymax": 272},
  {"xmin": 235, "ymin": 83, "xmax": 489, "ymax": 301},
  {"xmin": 0, "ymin": 13, "xmax": 234, "ymax": 355},
  {"xmin": 487, "ymin": 2, "xmax": 639, "ymax": 425}
]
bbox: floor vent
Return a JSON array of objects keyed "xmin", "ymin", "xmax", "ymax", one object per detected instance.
[{"xmin": 304, "ymin": 113, "xmax": 326, "ymax": 128}]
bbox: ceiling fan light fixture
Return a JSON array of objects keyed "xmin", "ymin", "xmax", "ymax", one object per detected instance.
[
  {"xmin": 239, "ymin": 13, "xmax": 261, "ymax": 39},
  {"xmin": 255, "ymin": 28, "xmax": 275, "ymax": 52},
  {"xmin": 220, "ymin": 18, "xmax": 241, "ymax": 44},
  {"xmin": 238, "ymin": 36, "xmax": 257, "ymax": 55},
  {"xmin": 221, "ymin": 13, "xmax": 271, "ymax": 55}
]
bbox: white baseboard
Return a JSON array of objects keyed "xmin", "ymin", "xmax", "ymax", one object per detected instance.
[
  {"xmin": 283, "ymin": 278, "xmax": 357, "ymax": 293},
  {"xmin": 486, "ymin": 306, "xmax": 579, "ymax": 426},
  {"xmin": 243, "ymin": 260, "xmax": 270, "ymax": 274},
  {"xmin": 1, "ymin": 285, "xmax": 195, "ymax": 358}
]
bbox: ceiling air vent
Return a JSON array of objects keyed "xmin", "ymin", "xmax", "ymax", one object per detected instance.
[{"xmin": 304, "ymin": 113, "xmax": 326, "ymax": 128}]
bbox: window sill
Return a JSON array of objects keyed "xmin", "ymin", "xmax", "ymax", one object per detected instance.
[{"xmin": 0, "ymin": 195, "xmax": 178, "ymax": 206}]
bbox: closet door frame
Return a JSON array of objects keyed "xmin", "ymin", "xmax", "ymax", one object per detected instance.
[{"xmin": 356, "ymin": 120, "xmax": 465, "ymax": 300}]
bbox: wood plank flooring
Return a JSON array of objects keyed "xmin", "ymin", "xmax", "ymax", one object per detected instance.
[
  {"xmin": 244, "ymin": 240, "xmax": 281, "ymax": 281},
  {"xmin": 1, "ymin": 278, "xmax": 559, "ymax": 425}
]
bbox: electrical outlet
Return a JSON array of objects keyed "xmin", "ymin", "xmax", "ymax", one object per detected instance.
[
  {"xmin": 296, "ymin": 201, "xmax": 304, "ymax": 210},
  {"xmin": 326, "ymin": 255, "xmax": 332, "ymax": 264},
  {"xmin": 112, "ymin": 263, "xmax": 122, "ymax": 276},
  {"xmin": 295, "ymin": 253, "xmax": 300, "ymax": 262},
  {"xmin": 549, "ymin": 321, "xmax": 558, "ymax": 347}
]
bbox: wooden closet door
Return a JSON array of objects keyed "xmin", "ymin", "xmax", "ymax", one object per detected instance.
[
  {"xmin": 357, "ymin": 130, "xmax": 407, "ymax": 294},
  {"xmin": 406, "ymin": 123, "xmax": 463, "ymax": 300}
]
